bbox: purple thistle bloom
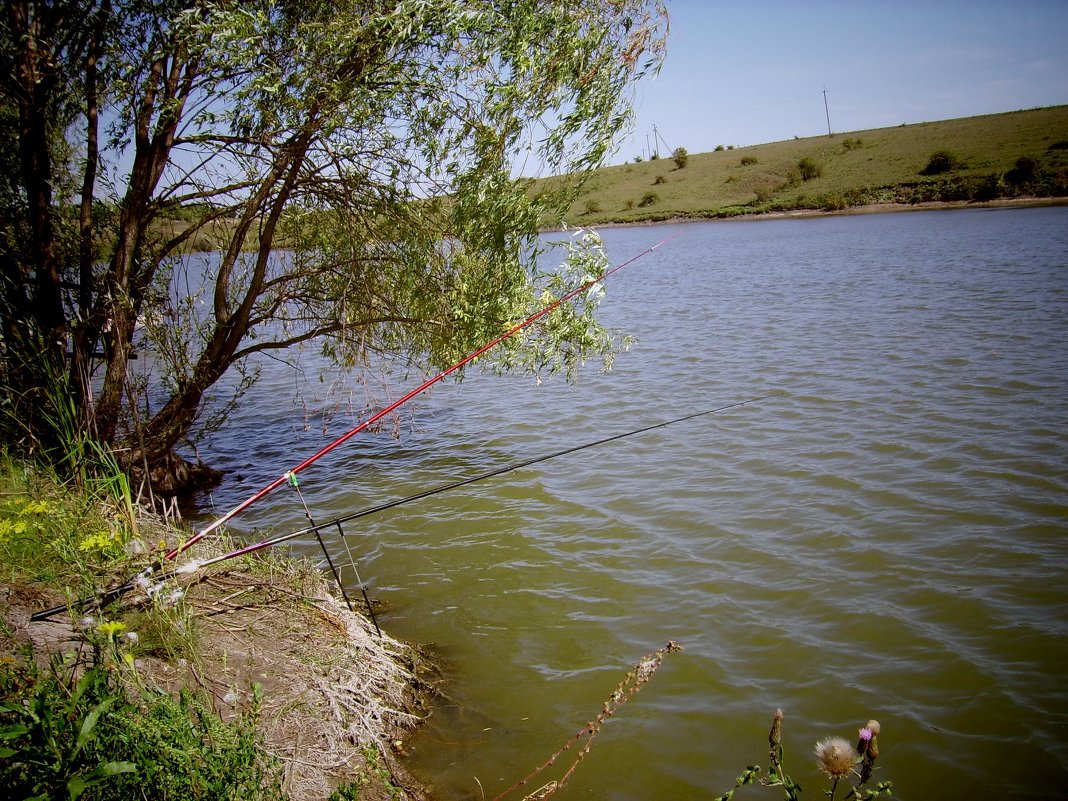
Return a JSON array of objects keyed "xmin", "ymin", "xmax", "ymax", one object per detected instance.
[{"xmin": 858, "ymin": 727, "xmax": 873, "ymax": 742}]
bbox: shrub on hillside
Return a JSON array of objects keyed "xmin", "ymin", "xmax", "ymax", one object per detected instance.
[
  {"xmin": 583, "ymin": 199, "xmax": 602, "ymax": 214},
  {"xmin": 842, "ymin": 137, "xmax": 864, "ymax": 151},
  {"xmin": 714, "ymin": 144, "xmax": 725, "ymax": 152},
  {"xmin": 1004, "ymin": 156, "xmax": 1038, "ymax": 188},
  {"xmin": 919, "ymin": 149, "xmax": 964, "ymax": 176},
  {"xmin": 740, "ymin": 155, "xmax": 758, "ymax": 166},
  {"xmin": 798, "ymin": 156, "xmax": 823, "ymax": 181},
  {"xmin": 653, "ymin": 175, "xmax": 666, "ymax": 185},
  {"xmin": 672, "ymin": 147, "xmax": 688, "ymax": 168},
  {"xmin": 638, "ymin": 191, "xmax": 658, "ymax": 207}
]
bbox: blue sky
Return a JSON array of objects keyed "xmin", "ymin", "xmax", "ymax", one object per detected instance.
[{"xmin": 615, "ymin": 0, "xmax": 1068, "ymax": 162}]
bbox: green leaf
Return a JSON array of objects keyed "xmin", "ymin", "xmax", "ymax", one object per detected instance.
[
  {"xmin": 73, "ymin": 696, "xmax": 116, "ymax": 757},
  {"xmin": 67, "ymin": 775, "xmax": 87, "ymax": 800},
  {"xmin": 91, "ymin": 760, "xmax": 138, "ymax": 777},
  {"xmin": 0, "ymin": 723, "xmax": 30, "ymax": 739},
  {"xmin": 67, "ymin": 761, "xmax": 137, "ymax": 800},
  {"xmin": 0, "ymin": 745, "xmax": 17, "ymax": 757}
]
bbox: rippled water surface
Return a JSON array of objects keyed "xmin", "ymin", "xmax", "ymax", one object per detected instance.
[{"xmin": 200, "ymin": 207, "xmax": 1068, "ymax": 800}]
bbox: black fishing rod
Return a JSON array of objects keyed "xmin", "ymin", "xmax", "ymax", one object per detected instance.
[{"xmin": 31, "ymin": 393, "xmax": 778, "ymax": 622}]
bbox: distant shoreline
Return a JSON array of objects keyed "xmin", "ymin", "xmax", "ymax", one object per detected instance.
[{"xmin": 571, "ymin": 196, "xmax": 1068, "ymax": 230}]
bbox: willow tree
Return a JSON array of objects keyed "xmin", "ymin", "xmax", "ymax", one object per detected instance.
[{"xmin": 0, "ymin": 0, "xmax": 668, "ymax": 494}]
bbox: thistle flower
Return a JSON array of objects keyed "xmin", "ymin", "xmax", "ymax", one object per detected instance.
[
  {"xmin": 769, "ymin": 708, "xmax": 784, "ymax": 750},
  {"xmin": 814, "ymin": 737, "xmax": 857, "ymax": 780},
  {"xmin": 858, "ymin": 721, "xmax": 881, "ymax": 785},
  {"xmin": 857, "ymin": 726, "xmax": 873, "ymax": 756}
]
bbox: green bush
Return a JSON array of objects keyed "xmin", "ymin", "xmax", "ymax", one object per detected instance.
[
  {"xmin": 1004, "ymin": 156, "xmax": 1039, "ymax": 187},
  {"xmin": 905, "ymin": 173, "xmax": 1002, "ymax": 203},
  {"xmin": 919, "ymin": 148, "xmax": 963, "ymax": 175},
  {"xmin": 974, "ymin": 174, "xmax": 1003, "ymax": 201},
  {"xmin": 0, "ymin": 645, "xmax": 284, "ymax": 801},
  {"xmin": 638, "ymin": 191, "xmax": 658, "ymax": 207},
  {"xmin": 798, "ymin": 156, "xmax": 823, "ymax": 181},
  {"xmin": 820, "ymin": 192, "xmax": 847, "ymax": 211},
  {"xmin": 739, "ymin": 155, "xmax": 758, "ymax": 166},
  {"xmin": 583, "ymin": 199, "xmax": 602, "ymax": 214},
  {"xmin": 653, "ymin": 175, "xmax": 666, "ymax": 185},
  {"xmin": 842, "ymin": 137, "xmax": 864, "ymax": 151},
  {"xmin": 714, "ymin": 144, "xmax": 725, "ymax": 152},
  {"xmin": 672, "ymin": 147, "xmax": 688, "ymax": 169}
]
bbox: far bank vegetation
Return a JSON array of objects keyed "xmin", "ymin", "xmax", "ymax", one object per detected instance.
[{"xmin": 556, "ymin": 105, "xmax": 1068, "ymax": 224}]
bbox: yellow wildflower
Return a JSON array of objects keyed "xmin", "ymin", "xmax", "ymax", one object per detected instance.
[{"xmin": 96, "ymin": 620, "xmax": 127, "ymax": 638}]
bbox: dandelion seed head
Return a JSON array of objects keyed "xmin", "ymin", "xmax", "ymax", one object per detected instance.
[{"xmin": 866, "ymin": 720, "xmax": 881, "ymax": 736}]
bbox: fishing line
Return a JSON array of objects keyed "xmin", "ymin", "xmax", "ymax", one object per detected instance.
[
  {"xmin": 31, "ymin": 392, "xmax": 777, "ymax": 622},
  {"xmin": 286, "ymin": 471, "xmax": 356, "ymax": 614},
  {"xmin": 286, "ymin": 471, "xmax": 383, "ymax": 636}
]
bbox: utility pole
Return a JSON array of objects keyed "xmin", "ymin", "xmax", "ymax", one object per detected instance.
[
  {"xmin": 653, "ymin": 124, "xmax": 671, "ymax": 156},
  {"xmin": 646, "ymin": 132, "xmax": 651, "ymax": 159},
  {"xmin": 823, "ymin": 87, "xmax": 832, "ymax": 137}
]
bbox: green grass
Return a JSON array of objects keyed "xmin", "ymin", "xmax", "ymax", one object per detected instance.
[{"xmin": 547, "ymin": 105, "xmax": 1068, "ymax": 225}]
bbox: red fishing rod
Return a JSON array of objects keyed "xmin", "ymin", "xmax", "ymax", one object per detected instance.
[
  {"xmin": 30, "ymin": 234, "xmax": 677, "ymax": 624},
  {"xmin": 31, "ymin": 393, "xmax": 777, "ymax": 622},
  {"xmin": 165, "ymin": 232, "xmax": 678, "ymax": 562}
]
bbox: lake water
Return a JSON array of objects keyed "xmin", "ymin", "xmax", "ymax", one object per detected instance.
[{"xmin": 196, "ymin": 207, "xmax": 1068, "ymax": 800}]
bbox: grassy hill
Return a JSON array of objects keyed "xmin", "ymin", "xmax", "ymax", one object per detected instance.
[{"xmin": 546, "ymin": 105, "xmax": 1068, "ymax": 226}]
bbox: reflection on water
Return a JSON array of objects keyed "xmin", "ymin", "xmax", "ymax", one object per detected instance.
[{"xmin": 198, "ymin": 207, "xmax": 1068, "ymax": 800}]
